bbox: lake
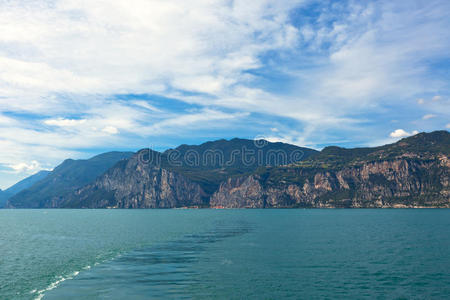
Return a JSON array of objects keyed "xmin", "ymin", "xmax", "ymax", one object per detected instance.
[{"xmin": 1, "ymin": 209, "xmax": 449, "ymax": 299}]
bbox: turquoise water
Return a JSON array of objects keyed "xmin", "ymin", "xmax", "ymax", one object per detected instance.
[{"xmin": 1, "ymin": 210, "xmax": 450, "ymax": 299}]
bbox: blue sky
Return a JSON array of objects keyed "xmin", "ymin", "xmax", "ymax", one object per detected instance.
[{"xmin": 0, "ymin": 0, "xmax": 449, "ymax": 189}]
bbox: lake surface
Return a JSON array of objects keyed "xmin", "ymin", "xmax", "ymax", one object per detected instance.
[{"xmin": 1, "ymin": 209, "xmax": 449, "ymax": 299}]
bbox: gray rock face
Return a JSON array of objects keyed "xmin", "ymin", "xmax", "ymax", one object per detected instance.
[
  {"xmin": 63, "ymin": 152, "xmax": 206, "ymax": 208},
  {"xmin": 211, "ymin": 158, "xmax": 450, "ymax": 208},
  {"xmin": 210, "ymin": 176, "xmax": 265, "ymax": 208}
]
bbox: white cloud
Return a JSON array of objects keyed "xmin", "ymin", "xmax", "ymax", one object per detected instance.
[
  {"xmin": 0, "ymin": 0, "xmax": 304, "ymax": 111},
  {"xmin": 44, "ymin": 118, "xmax": 87, "ymax": 127},
  {"xmin": 0, "ymin": 56, "xmax": 101, "ymax": 94},
  {"xmin": 389, "ymin": 129, "xmax": 419, "ymax": 138},
  {"xmin": 446, "ymin": 123, "xmax": 450, "ymax": 129},
  {"xmin": 145, "ymin": 109, "xmax": 249, "ymax": 135},
  {"xmin": 0, "ymin": 114, "xmax": 16, "ymax": 125},
  {"xmin": 0, "ymin": 0, "xmax": 448, "ymax": 129},
  {"xmin": 102, "ymin": 126, "xmax": 119, "ymax": 135},
  {"xmin": 264, "ymin": 134, "xmax": 314, "ymax": 148},
  {"xmin": 131, "ymin": 101, "xmax": 161, "ymax": 112},
  {"xmin": 8, "ymin": 160, "xmax": 42, "ymax": 174},
  {"xmin": 432, "ymin": 95, "xmax": 441, "ymax": 101},
  {"xmin": 422, "ymin": 114, "xmax": 436, "ymax": 120},
  {"xmin": 417, "ymin": 98, "xmax": 425, "ymax": 105}
]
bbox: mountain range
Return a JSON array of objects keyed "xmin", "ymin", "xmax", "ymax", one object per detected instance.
[{"xmin": 4, "ymin": 131, "xmax": 449, "ymax": 208}]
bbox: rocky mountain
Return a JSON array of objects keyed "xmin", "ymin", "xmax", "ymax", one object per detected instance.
[
  {"xmin": 163, "ymin": 138, "xmax": 318, "ymax": 194},
  {"xmin": 211, "ymin": 131, "xmax": 449, "ymax": 208},
  {"xmin": 61, "ymin": 150, "xmax": 207, "ymax": 208},
  {"xmin": 7, "ymin": 152, "xmax": 133, "ymax": 208},
  {"xmin": 164, "ymin": 138, "xmax": 317, "ymax": 169},
  {"xmin": 6, "ymin": 131, "xmax": 449, "ymax": 208},
  {"xmin": 0, "ymin": 170, "xmax": 50, "ymax": 208},
  {"xmin": 56, "ymin": 139, "xmax": 316, "ymax": 208}
]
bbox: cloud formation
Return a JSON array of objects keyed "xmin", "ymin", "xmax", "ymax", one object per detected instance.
[
  {"xmin": 45, "ymin": 118, "xmax": 87, "ymax": 127},
  {"xmin": 8, "ymin": 161, "xmax": 42, "ymax": 174},
  {"xmin": 0, "ymin": 0, "xmax": 449, "ymax": 188},
  {"xmin": 390, "ymin": 129, "xmax": 419, "ymax": 138},
  {"xmin": 422, "ymin": 114, "xmax": 436, "ymax": 120}
]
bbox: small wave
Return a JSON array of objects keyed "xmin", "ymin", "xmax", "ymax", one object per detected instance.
[
  {"xmin": 221, "ymin": 259, "xmax": 233, "ymax": 265},
  {"xmin": 32, "ymin": 252, "xmax": 125, "ymax": 300},
  {"xmin": 33, "ymin": 269, "xmax": 83, "ymax": 300}
]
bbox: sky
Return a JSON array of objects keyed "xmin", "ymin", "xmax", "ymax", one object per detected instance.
[{"xmin": 0, "ymin": 0, "xmax": 449, "ymax": 189}]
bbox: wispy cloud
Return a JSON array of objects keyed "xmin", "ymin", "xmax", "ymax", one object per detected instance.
[
  {"xmin": 44, "ymin": 118, "xmax": 87, "ymax": 127},
  {"xmin": 7, "ymin": 160, "xmax": 42, "ymax": 174},
  {"xmin": 144, "ymin": 109, "xmax": 249, "ymax": 136},
  {"xmin": 422, "ymin": 114, "xmax": 436, "ymax": 120}
]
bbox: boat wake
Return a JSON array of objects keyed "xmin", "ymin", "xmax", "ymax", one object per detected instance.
[{"xmin": 39, "ymin": 220, "xmax": 252, "ymax": 299}]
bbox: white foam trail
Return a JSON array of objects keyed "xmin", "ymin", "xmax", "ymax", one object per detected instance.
[
  {"xmin": 33, "ymin": 269, "xmax": 84, "ymax": 300},
  {"xmin": 32, "ymin": 252, "xmax": 123, "ymax": 299}
]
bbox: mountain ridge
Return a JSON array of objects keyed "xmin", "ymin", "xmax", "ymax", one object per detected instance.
[
  {"xmin": 212, "ymin": 131, "xmax": 449, "ymax": 208},
  {"xmin": 5, "ymin": 131, "xmax": 449, "ymax": 208}
]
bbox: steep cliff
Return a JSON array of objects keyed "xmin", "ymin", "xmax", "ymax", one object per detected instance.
[
  {"xmin": 211, "ymin": 131, "xmax": 450, "ymax": 208},
  {"xmin": 211, "ymin": 157, "xmax": 449, "ymax": 208},
  {"xmin": 61, "ymin": 150, "xmax": 206, "ymax": 208}
]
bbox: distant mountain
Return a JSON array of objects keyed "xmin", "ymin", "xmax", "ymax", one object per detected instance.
[
  {"xmin": 7, "ymin": 152, "xmax": 134, "ymax": 208},
  {"xmin": 5, "ymin": 170, "xmax": 51, "ymax": 195},
  {"xmin": 7, "ymin": 132, "xmax": 449, "ymax": 208},
  {"xmin": 0, "ymin": 192, "xmax": 12, "ymax": 208},
  {"xmin": 0, "ymin": 170, "xmax": 50, "ymax": 208}
]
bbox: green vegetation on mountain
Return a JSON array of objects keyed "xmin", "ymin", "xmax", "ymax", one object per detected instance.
[
  {"xmin": 295, "ymin": 131, "xmax": 449, "ymax": 169},
  {"xmin": 162, "ymin": 138, "xmax": 318, "ymax": 194},
  {"xmin": 212, "ymin": 131, "xmax": 449, "ymax": 208}
]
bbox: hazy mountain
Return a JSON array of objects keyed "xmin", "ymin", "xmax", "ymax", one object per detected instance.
[
  {"xmin": 0, "ymin": 191, "xmax": 13, "ymax": 208},
  {"xmin": 7, "ymin": 152, "xmax": 134, "ymax": 208},
  {"xmin": 0, "ymin": 170, "xmax": 50, "ymax": 208}
]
